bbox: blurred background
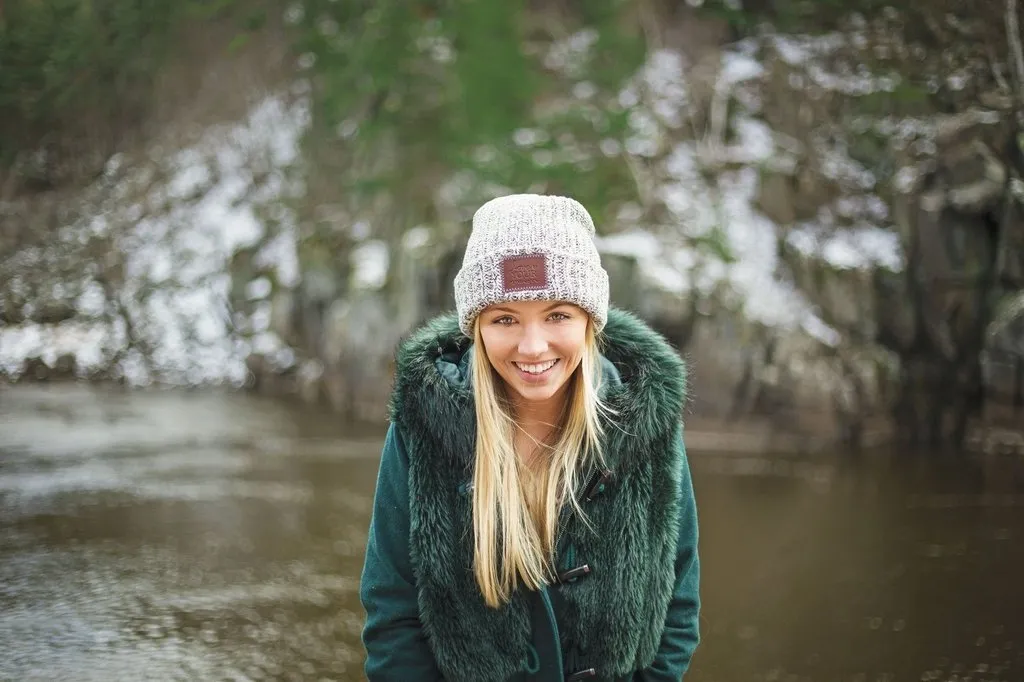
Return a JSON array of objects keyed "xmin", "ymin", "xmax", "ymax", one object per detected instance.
[{"xmin": 1, "ymin": 0, "xmax": 1023, "ymax": 680}]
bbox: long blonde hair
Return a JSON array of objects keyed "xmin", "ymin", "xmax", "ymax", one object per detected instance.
[{"xmin": 470, "ymin": 316, "xmax": 610, "ymax": 608}]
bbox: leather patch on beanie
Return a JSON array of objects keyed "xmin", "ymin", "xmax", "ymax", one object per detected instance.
[{"xmin": 502, "ymin": 253, "xmax": 548, "ymax": 292}]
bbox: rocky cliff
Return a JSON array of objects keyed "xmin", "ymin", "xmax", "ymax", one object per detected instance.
[{"xmin": 1, "ymin": 4, "xmax": 1022, "ymax": 449}]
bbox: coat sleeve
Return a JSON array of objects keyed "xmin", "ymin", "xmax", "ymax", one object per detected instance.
[
  {"xmin": 360, "ymin": 423, "xmax": 445, "ymax": 681},
  {"xmin": 637, "ymin": 431, "xmax": 701, "ymax": 681}
]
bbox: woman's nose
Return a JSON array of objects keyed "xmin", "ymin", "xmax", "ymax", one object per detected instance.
[{"xmin": 517, "ymin": 324, "xmax": 548, "ymax": 357}]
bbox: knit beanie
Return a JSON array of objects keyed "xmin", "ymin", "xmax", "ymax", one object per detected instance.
[{"xmin": 453, "ymin": 194, "xmax": 609, "ymax": 336}]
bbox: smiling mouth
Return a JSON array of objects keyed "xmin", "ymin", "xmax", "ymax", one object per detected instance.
[{"xmin": 513, "ymin": 359, "xmax": 559, "ymax": 375}]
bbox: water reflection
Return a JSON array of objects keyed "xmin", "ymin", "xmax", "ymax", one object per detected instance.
[
  {"xmin": 1, "ymin": 385, "xmax": 1021, "ymax": 681},
  {"xmin": 690, "ymin": 452, "xmax": 1024, "ymax": 682},
  {"xmin": 1, "ymin": 385, "xmax": 377, "ymax": 681}
]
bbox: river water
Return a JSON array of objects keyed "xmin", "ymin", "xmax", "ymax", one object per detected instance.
[{"xmin": 1, "ymin": 385, "xmax": 1021, "ymax": 681}]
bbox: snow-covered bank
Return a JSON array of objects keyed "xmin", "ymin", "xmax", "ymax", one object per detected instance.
[
  {"xmin": 1, "ymin": 92, "xmax": 309, "ymax": 386},
  {"xmin": 595, "ymin": 44, "xmax": 904, "ymax": 349},
  {"xmin": 0, "ymin": 35, "xmax": 908, "ymax": 427}
]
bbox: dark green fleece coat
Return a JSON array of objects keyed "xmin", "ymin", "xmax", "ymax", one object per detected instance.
[{"xmin": 360, "ymin": 307, "xmax": 700, "ymax": 682}]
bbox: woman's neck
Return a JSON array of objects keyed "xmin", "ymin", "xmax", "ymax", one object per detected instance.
[
  {"xmin": 511, "ymin": 386, "xmax": 568, "ymax": 468},
  {"xmin": 512, "ymin": 385, "xmax": 567, "ymax": 432}
]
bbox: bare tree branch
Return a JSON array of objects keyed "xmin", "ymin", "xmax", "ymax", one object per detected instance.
[
  {"xmin": 987, "ymin": 44, "xmax": 1012, "ymax": 93},
  {"xmin": 1007, "ymin": 0, "xmax": 1024, "ymax": 106}
]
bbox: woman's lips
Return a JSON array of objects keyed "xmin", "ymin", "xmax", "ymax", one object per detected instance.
[{"xmin": 512, "ymin": 359, "xmax": 559, "ymax": 384}]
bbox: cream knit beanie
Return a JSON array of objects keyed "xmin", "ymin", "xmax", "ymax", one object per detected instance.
[{"xmin": 453, "ymin": 194, "xmax": 609, "ymax": 335}]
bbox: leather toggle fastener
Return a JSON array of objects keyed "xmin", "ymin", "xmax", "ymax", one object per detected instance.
[
  {"xmin": 584, "ymin": 469, "xmax": 613, "ymax": 501},
  {"xmin": 557, "ymin": 564, "xmax": 591, "ymax": 583}
]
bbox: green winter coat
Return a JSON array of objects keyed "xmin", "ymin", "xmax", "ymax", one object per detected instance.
[{"xmin": 360, "ymin": 307, "xmax": 700, "ymax": 682}]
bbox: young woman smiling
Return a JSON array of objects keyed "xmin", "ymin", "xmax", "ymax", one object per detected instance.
[{"xmin": 360, "ymin": 194, "xmax": 700, "ymax": 682}]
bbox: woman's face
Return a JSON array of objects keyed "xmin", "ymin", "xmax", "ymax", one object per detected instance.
[{"xmin": 477, "ymin": 300, "xmax": 589, "ymax": 409}]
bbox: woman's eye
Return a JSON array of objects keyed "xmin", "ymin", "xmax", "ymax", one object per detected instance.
[
  {"xmin": 549, "ymin": 312, "xmax": 570, "ymax": 321},
  {"xmin": 493, "ymin": 316, "xmax": 515, "ymax": 325}
]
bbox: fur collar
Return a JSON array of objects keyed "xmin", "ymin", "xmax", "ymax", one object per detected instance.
[{"xmin": 388, "ymin": 306, "xmax": 687, "ymax": 472}]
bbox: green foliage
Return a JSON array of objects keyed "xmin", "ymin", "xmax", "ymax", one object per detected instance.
[
  {"xmin": 694, "ymin": 226, "xmax": 737, "ymax": 265},
  {"xmin": 0, "ymin": 1, "xmax": 173, "ymax": 164},
  {"xmin": 0, "ymin": 0, "xmax": 262, "ymax": 176},
  {"xmin": 845, "ymin": 127, "xmax": 892, "ymax": 183},
  {"xmin": 853, "ymin": 82, "xmax": 932, "ymax": 118},
  {"xmin": 298, "ymin": 0, "xmax": 646, "ymax": 224},
  {"xmin": 448, "ymin": 0, "xmax": 534, "ymax": 145}
]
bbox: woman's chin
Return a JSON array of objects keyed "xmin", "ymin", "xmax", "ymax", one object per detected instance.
[{"xmin": 508, "ymin": 376, "xmax": 567, "ymax": 405}]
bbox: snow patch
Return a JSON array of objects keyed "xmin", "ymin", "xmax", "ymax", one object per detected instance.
[
  {"xmin": 402, "ymin": 226, "xmax": 432, "ymax": 251},
  {"xmin": 246, "ymin": 277, "xmax": 273, "ymax": 301},
  {"xmin": 0, "ymin": 321, "xmax": 115, "ymax": 377},
  {"xmin": 787, "ymin": 224, "xmax": 904, "ymax": 272},
  {"xmin": 0, "ymin": 94, "xmax": 309, "ymax": 386},
  {"xmin": 350, "ymin": 240, "xmax": 390, "ymax": 291},
  {"xmin": 544, "ymin": 29, "xmax": 599, "ymax": 79},
  {"xmin": 599, "ymin": 42, "xmax": 851, "ymax": 348},
  {"xmin": 75, "ymin": 280, "xmax": 107, "ymax": 317},
  {"xmin": 720, "ymin": 51, "xmax": 764, "ymax": 85}
]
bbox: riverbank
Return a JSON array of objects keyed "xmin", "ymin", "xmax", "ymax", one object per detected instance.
[
  {"xmin": 0, "ymin": 381, "xmax": 884, "ymax": 455},
  {"xmin": 11, "ymin": 379, "xmax": 1024, "ymax": 458}
]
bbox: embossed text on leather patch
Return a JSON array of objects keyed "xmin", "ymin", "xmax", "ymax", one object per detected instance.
[{"xmin": 502, "ymin": 253, "xmax": 548, "ymax": 292}]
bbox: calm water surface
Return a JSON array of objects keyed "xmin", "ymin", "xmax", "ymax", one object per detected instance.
[{"xmin": 1, "ymin": 385, "xmax": 1021, "ymax": 681}]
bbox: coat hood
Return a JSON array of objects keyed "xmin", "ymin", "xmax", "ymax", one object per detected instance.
[{"xmin": 388, "ymin": 306, "xmax": 687, "ymax": 474}]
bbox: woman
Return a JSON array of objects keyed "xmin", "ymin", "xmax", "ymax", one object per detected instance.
[{"xmin": 360, "ymin": 194, "xmax": 700, "ymax": 681}]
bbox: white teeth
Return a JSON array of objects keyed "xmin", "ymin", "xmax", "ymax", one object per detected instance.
[{"xmin": 514, "ymin": 359, "xmax": 557, "ymax": 374}]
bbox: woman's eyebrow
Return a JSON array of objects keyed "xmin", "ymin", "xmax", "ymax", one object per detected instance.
[{"xmin": 487, "ymin": 302, "xmax": 568, "ymax": 315}]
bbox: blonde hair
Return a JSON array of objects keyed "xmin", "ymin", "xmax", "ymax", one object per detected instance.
[{"xmin": 470, "ymin": 316, "xmax": 610, "ymax": 608}]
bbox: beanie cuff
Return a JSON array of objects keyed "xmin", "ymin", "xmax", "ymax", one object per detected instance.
[{"xmin": 455, "ymin": 249, "xmax": 609, "ymax": 336}]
